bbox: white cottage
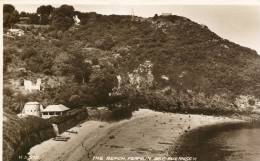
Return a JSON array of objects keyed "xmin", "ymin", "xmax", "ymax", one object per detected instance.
[
  {"xmin": 42, "ymin": 104, "xmax": 70, "ymax": 119},
  {"xmin": 21, "ymin": 102, "xmax": 44, "ymax": 117}
]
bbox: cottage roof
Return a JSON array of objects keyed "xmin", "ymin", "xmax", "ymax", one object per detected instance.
[{"xmin": 43, "ymin": 104, "xmax": 70, "ymax": 112}]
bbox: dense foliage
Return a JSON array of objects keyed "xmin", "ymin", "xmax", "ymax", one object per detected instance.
[
  {"xmin": 3, "ymin": 113, "xmax": 55, "ymax": 161},
  {"xmin": 3, "ymin": 5, "xmax": 260, "ymax": 116},
  {"xmin": 3, "ymin": 4, "xmax": 19, "ymax": 28}
]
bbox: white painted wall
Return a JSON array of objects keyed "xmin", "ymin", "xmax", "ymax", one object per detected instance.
[{"xmin": 24, "ymin": 79, "xmax": 41, "ymax": 92}]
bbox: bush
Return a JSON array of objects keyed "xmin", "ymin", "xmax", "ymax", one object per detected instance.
[
  {"xmin": 3, "ymin": 87, "xmax": 13, "ymax": 97},
  {"xmin": 94, "ymin": 36, "xmax": 115, "ymax": 50},
  {"xmin": 111, "ymin": 106, "xmax": 132, "ymax": 120},
  {"xmin": 22, "ymin": 47, "xmax": 37, "ymax": 60}
]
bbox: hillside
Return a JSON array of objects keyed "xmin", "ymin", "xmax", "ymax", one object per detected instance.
[
  {"xmin": 3, "ymin": 12, "xmax": 260, "ymax": 114},
  {"xmin": 74, "ymin": 14, "xmax": 260, "ymax": 97}
]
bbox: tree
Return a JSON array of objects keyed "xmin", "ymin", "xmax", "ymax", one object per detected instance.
[
  {"xmin": 52, "ymin": 83, "xmax": 81, "ymax": 107},
  {"xmin": 37, "ymin": 5, "xmax": 54, "ymax": 16},
  {"xmin": 36, "ymin": 5, "xmax": 54, "ymax": 25},
  {"xmin": 52, "ymin": 16, "xmax": 75, "ymax": 31},
  {"xmin": 3, "ymin": 4, "xmax": 19, "ymax": 28},
  {"xmin": 20, "ymin": 11, "xmax": 27, "ymax": 17},
  {"xmin": 153, "ymin": 14, "xmax": 159, "ymax": 20},
  {"xmin": 29, "ymin": 13, "xmax": 40, "ymax": 24},
  {"xmin": 63, "ymin": 50, "xmax": 92, "ymax": 84},
  {"xmin": 26, "ymin": 55, "xmax": 44, "ymax": 73},
  {"xmin": 51, "ymin": 5, "xmax": 75, "ymax": 31},
  {"xmin": 3, "ymin": 4, "xmax": 15, "ymax": 13},
  {"xmin": 88, "ymin": 66, "xmax": 117, "ymax": 105},
  {"xmin": 39, "ymin": 14, "xmax": 49, "ymax": 25}
]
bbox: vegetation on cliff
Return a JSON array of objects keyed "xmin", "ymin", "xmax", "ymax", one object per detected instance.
[{"xmin": 4, "ymin": 4, "xmax": 260, "ymax": 115}]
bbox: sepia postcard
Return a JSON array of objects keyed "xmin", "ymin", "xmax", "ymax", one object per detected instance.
[{"xmin": 1, "ymin": 0, "xmax": 260, "ymax": 161}]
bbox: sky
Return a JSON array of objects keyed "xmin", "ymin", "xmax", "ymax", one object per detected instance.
[{"xmin": 4, "ymin": 1, "xmax": 260, "ymax": 54}]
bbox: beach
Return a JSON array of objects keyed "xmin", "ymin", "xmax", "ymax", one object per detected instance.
[{"xmin": 28, "ymin": 109, "xmax": 244, "ymax": 161}]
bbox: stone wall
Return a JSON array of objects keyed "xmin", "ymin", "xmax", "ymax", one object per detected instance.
[{"xmin": 47, "ymin": 108, "xmax": 88, "ymax": 134}]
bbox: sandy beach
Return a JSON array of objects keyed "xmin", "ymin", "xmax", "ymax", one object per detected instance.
[{"xmin": 28, "ymin": 109, "xmax": 244, "ymax": 161}]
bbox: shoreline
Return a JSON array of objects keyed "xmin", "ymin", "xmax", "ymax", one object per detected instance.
[
  {"xmin": 169, "ymin": 121, "xmax": 260, "ymax": 161},
  {"xmin": 28, "ymin": 109, "xmax": 246, "ymax": 161},
  {"xmin": 169, "ymin": 121, "xmax": 250, "ymax": 154}
]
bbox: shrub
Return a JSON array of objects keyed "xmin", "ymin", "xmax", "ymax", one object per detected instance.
[
  {"xmin": 22, "ymin": 47, "xmax": 37, "ymax": 60},
  {"xmin": 111, "ymin": 106, "xmax": 132, "ymax": 120},
  {"xmin": 3, "ymin": 87, "xmax": 13, "ymax": 97},
  {"xmin": 94, "ymin": 36, "xmax": 115, "ymax": 50}
]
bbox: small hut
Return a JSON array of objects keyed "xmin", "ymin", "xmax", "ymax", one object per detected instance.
[
  {"xmin": 42, "ymin": 104, "xmax": 70, "ymax": 119},
  {"xmin": 21, "ymin": 102, "xmax": 44, "ymax": 117},
  {"xmin": 161, "ymin": 13, "xmax": 172, "ymax": 16}
]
